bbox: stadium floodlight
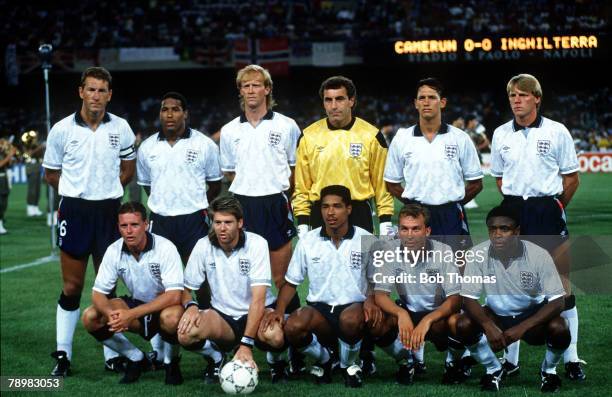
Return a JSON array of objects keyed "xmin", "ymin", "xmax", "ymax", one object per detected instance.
[{"xmin": 38, "ymin": 43, "xmax": 57, "ymax": 252}]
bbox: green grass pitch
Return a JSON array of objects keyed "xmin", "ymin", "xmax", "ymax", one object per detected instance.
[{"xmin": 1, "ymin": 174, "xmax": 611, "ymax": 396}]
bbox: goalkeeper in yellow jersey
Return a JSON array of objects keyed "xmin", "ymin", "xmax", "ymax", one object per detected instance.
[{"xmin": 293, "ymin": 76, "xmax": 394, "ymax": 239}]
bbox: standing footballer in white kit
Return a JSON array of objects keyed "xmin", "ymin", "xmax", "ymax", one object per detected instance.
[
  {"xmin": 490, "ymin": 74, "xmax": 583, "ymax": 380},
  {"xmin": 43, "ymin": 66, "xmax": 136, "ymax": 376}
]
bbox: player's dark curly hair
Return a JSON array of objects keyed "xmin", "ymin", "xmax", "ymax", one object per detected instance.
[
  {"xmin": 118, "ymin": 201, "xmax": 148, "ymax": 221},
  {"xmin": 162, "ymin": 91, "xmax": 189, "ymax": 111},
  {"xmin": 486, "ymin": 205, "xmax": 521, "ymax": 227},
  {"xmin": 320, "ymin": 185, "xmax": 352, "ymax": 206},
  {"xmin": 319, "ymin": 76, "xmax": 357, "ymax": 105}
]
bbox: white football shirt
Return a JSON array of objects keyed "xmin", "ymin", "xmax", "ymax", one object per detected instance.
[
  {"xmin": 137, "ymin": 128, "xmax": 222, "ymax": 216},
  {"xmin": 184, "ymin": 231, "xmax": 275, "ymax": 318},
  {"xmin": 490, "ymin": 116, "xmax": 579, "ymax": 198},
  {"xmin": 374, "ymin": 239, "xmax": 461, "ymax": 312},
  {"xmin": 285, "ymin": 226, "xmax": 374, "ymax": 306},
  {"xmin": 93, "ymin": 233, "xmax": 184, "ymax": 303},
  {"xmin": 220, "ymin": 111, "xmax": 301, "ymax": 196},
  {"xmin": 384, "ymin": 123, "xmax": 483, "ymax": 205},
  {"xmin": 43, "ymin": 112, "xmax": 136, "ymax": 200},
  {"xmin": 461, "ymin": 240, "xmax": 565, "ymax": 317}
]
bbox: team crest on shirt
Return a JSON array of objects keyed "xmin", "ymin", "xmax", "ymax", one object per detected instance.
[
  {"xmin": 537, "ymin": 140, "xmax": 551, "ymax": 155},
  {"xmin": 185, "ymin": 149, "xmax": 199, "ymax": 164},
  {"xmin": 208, "ymin": 262, "xmax": 216, "ymax": 269},
  {"xmin": 444, "ymin": 144, "xmax": 458, "ymax": 159},
  {"xmin": 349, "ymin": 143, "xmax": 363, "ymax": 157},
  {"xmin": 520, "ymin": 271, "xmax": 535, "ymax": 289},
  {"xmin": 239, "ymin": 258, "xmax": 251, "ymax": 275},
  {"xmin": 149, "ymin": 263, "xmax": 162, "ymax": 281},
  {"xmin": 268, "ymin": 131, "xmax": 282, "ymax": 146},
  {"xmin": 118, "ymin": 267, "xmax": 127, "ymax": 277},
  {"xmin": 108, "ymin": 133, "xmax": 120, "ymax": 149},
  {"xmin": 349, "ymin": 251, "xmax": 362, "ymax": 269}
]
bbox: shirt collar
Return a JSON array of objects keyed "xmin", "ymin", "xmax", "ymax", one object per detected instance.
[
  {"xmin": 121, "ymin": 232, "xmax": 154, "ymax": 254},
  {"xmin": 239, "ymin": 110, "xmax": 274, "ymax": 123},
  {"xmin": 158, "ymin": 127, "xmax": 192, "ymax": 141},
  {"xmin": 512, "ymin": 114, "xmax": 543, "ymax": 132},
  {"xmin": 413, "ymin": 122, "xmax": 449, "ymax": 136},
  {"xmin": 209, "ymin": 230, "xmax": 247, "ymax": 250},
  {"xmin": 319, "ymin": 225, "xmax": 356, "ymax": 240},
  {"xmin": 326, "ymin": 116, "xmax": 356, "ymax": 131},
  {"xmin": 74, "ymin": 111, "xmax": 111, "ymax": 127}
]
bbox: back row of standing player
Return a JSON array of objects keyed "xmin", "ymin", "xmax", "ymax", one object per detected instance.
[{"xmin": 43, "ymin": 65, "xmax": 583, "ymax": 385}]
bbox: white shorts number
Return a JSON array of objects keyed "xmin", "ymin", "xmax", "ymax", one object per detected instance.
[{"xmin": 59, "ymin": 220, "xmax": 67, "ymax": 236}]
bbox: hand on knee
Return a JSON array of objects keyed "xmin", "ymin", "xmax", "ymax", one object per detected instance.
[
  {"xmin": 258, "ymin": 321, "xmax": 285, "ymax": 350},
  {"xmin": 81, "ymin": 306, "xmax": 103, "ymax": 331}
]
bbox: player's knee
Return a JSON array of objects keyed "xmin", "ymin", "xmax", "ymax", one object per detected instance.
[
  {"xmin": 159, "ymin": 307, "xmax": 182, "ymax": 333},
  {"xmin": 58, "ymin": 291, "xmax": 81, "ymax": 311},
  {"xmin": 455, "ymin": 314, "xmax": 478, "ymax": 344},
  {"xmin": 62, "ymin": 278, "xmax": 85, "ymax": 296},
  {"xmin": 447, "ymin": 313, "xmax": 460, "ymax": 335},
  {"xmin": 547, "ymin": 317, "xmax": 571, "ymax": 349},
  {"xmin": 339, "ymin": 310, "xmax": 364, "ymax": 338},
  {"xmin": 284, "ymin": 313, "xmax": 308, "ymax": 339},
  {"xmin": 258, "ymin": 322, "xmax": 285, "ymax": 350},
  {"xmin": 81, "ymin": 305, "xmax": 101, "ymax": 330}
]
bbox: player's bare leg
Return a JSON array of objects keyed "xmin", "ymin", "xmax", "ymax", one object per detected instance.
[
  {"xmin": 82, "ymin": 298, "xmax": 148, "ymax": 383},
  {"xmin": 270, "ymin": 241, "xmax": 304, "ymax": 375},
  {"xmin": 285, "ymin": 306, "xmax": 334, "ymax": 383}
]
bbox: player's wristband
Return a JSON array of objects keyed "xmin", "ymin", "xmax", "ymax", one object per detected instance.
[
  {"xmin": 240, "ymin": 336, "xmax": 255, "ymax": 349},
  {"xmin": 183, "ymin": 300, "xmax": 198, "ymax": 310}
]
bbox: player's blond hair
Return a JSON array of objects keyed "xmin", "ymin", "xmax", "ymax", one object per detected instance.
[
  {"xmin": 507, "ymin": 74, "xmax": 543, "ymax": 109},
  {"xmin": 236, "ymin": 64, "xmax": 276, "ymax": 110}
]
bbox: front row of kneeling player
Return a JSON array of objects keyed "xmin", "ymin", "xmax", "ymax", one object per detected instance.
[{"xmin": 83, "ymin": 186, "xmax": 571, "ymax": 392}]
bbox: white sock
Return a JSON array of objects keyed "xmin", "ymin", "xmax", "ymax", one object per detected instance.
[
  {"xmin": 266, "ymin": 351, "xmax": 285, "ymax": 364},
  {"xmin": 541, "ymin": 347, "xmax": 564, "ymax": 374},
  {"xmin": 103, "ymin": 345, "xmax": 120, "ymax": 360},
  {"xmin": 468, "ymin": 334, "xmax": 502, "ymax": 374},
  {"xmin": 380, "ymin": 338, "xmax": 411, "ymax": 364},
  {"xmin": 561, "ymin": 307, "xmax": 579, "ymax": 363},
  {"xmin": 150, "ymin": 334, "xmax": 164, "ymax": 360},
  {"xmin": 299, "ymin": 333, "xmax": 330, "ymax": 364},
  {"xmin": 102, "ymin": 333, "xmax": 144, "ymax": 362},
  {"xmin": 414, "ymin": 344, "xmax": 425, "ymax": 363},
  {"xmin": 339, "ymin": 339, "xmax": 362, "ymax": 368},
  {"xmin": 504, "ymin": 340, "xmax": 521, "ymax": 365},
  {"xmin": 164, "ymin": 342, "xmax": 180, "ymax": 364},
  {"xmin": 56, "ymin": 305, "xmax": 80, "ymax": 360},
  {"xmin": 197, "ymin": 340, "xmax": 223, "ymax": 363}
]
